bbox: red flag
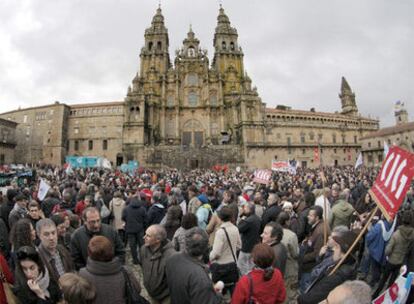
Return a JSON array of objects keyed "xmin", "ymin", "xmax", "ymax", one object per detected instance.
[
  {"xmin": 314, "ymin": 147, "xmax": 319, "ymax": 162},
  {"xmin": 369, "ymin": 146, "xmax": 414, "ymax": 221}
]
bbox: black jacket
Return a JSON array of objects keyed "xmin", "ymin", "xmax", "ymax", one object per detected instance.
[
  {"xmin": 146, "ymin": 204, "xmax": 166, "ymax": 227},
  {"xmin": 238, "ymin": 213, "xmax": 261, "ymax": 253},
  {"xmin": 70, "ymin": 223, "xmax": 126, "ymax": 270},
  {"xmin": 13, "ymin": 275, "xmax": 61, "ymax": 304},
  {"xmin": 166, "ymin": 252, "xmax": 222, "ymax": 304},
  {"xmin": 298, "ymin": 258, "xmax": 356, "ymax": 304},
  {"xmin": 41, "ymin": 197, "xmax": 60, "ymax": 218},
  {"xmin": 0, "ymin": 218, "xmax": 10, "ymax": 257},
  {"xmin": 122, "ymin": 199, "xmax": 147, "ymax": 233},
  {"xmin": 261, "ymin": 204, "xmax": 282, "ymax": 230}
]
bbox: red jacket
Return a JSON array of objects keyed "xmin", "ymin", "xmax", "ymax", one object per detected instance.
[
  {"xmin": 0, "ymin": 254, "xmax": 14, "ymax": 304},
  {"xmin": 231, "ymin": 268, "xmax": 286, "ymax": 304}
]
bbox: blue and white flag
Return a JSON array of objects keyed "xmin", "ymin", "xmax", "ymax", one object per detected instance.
[
  {"xmin": 384, "ymin": 141, "xmax": 389, "ymax": 157},
  {"xmin": 355, "ymin": 152, "xmax": 363, "ymax": 169},
  {"xmin": 37, "ymin": 179, "xmax": 51, "ymax": 201}
]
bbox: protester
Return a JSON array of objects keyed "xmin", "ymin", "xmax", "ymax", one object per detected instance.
[
  {"xmin": 79, "ymin": 236, "xmax": 140, "ymax": 304},
  {"xmin": 0, "ymin": 251, "xmax": 13, "ymax": 304},
  {"xmin": 261, "ymin": 222, "xmax": 287, "ymax": 276},
  {"xmin": 210, "ymin": 206, "xmax": 241, "ymax": 295},
  {"xmin": 36, "ymin": 218, "xmax": 74, "ymax": 282},
  {"xmin": 13, "ymin": 246, "xmax": 62, "ymax": 303},
  {"xmin": 109, "ymin": 191, "xmax": 126, "ymax": 241},
  {"xmin": 122, "ymin": 196, "xmax": 147, "ymax": 264},
  {"xmin": 231, "ymin": 243, "xmax": 286, "ymax": 304},
  {"xmin": 319, "ymin": 280, "xmax": 371, "ymax": 304},
  {"xmin": 8, "ymin": 193, "xmax": 28, "ymax": 229},
  {"xmin": 237, "ymin": 202, "xmax": 261, "ymax": 275},
  {"xmin": 166, "ymin": 227, "xmax": 223, "ymax": 304},
  {"xmin": 172, "ymin": 213, "xmax": 198, "ymax": 252},
  {"xmin": 59, "ymin": 272, "xmax": 96, "ymax": 304},
  {"xmin": 141, "ymin": 224, "xmax": 175, "ymax": 304},
  {"xmin": 70, "ymin": 207, "xmax": 125, "ymax": 270},
  {"xmin": 329, "ymin": 192, "xmax": 355, "ymax": 229}
]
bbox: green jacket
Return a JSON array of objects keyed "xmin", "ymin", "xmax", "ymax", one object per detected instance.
[
  {"xmin": 385, "ymin": 225, "xmax": 414, "ymax": 265},
  {"xmin": 329, "ymin": 200, "xmax": 354, "ymax": 229}
]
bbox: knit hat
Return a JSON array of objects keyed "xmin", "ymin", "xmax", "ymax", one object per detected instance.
[
  {"xmin": 198, "ymin": 194, "xmax": 208, "ymax": 204},
  {"xmin": 332, "ymin": 231, "xmax": 357, "ymax": 253}
]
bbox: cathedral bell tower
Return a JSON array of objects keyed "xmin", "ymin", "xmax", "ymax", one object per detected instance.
[
  {"xmin": 212, "ymin": 5, "xmax": 244, "ymax": 88},
  {"xmin": 339, "ymin": 77, "xmax": 358, "ymax": 116}
]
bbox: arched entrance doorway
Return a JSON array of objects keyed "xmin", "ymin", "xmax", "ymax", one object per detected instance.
[
  {"xmin": 116, "ymin": 153, "xmax": 123, "ymax": 166},
  {"xmin": 181, "ymin": 119, "xmax": 204, "ymax": 148}
]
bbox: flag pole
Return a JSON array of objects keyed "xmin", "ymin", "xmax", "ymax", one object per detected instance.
[{"xmin": 329, "ymin": 206, "xmax": 379, "ymax": 276}]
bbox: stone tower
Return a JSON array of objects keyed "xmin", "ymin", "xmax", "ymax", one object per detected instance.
[
  {"xmin": 395, "ymin": 101, "xmax": 409, "ymax": 125},
  {"xmin": 339, "ymin": 77, "xmax": 358, "ymax": 116}
]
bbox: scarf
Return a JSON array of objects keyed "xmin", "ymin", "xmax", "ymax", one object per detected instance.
[
  {"xmin": 36, "ymin": 268, "xmax": 51, "ymax": 299},
  {"xmin": 13, "ymin": 203, "xmax": 28, "ymax": 217}
]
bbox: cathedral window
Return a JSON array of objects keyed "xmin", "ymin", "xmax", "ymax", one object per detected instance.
[
  {"xmin": 309, "ymin": 132, "xmax": 315, "ymax": 140},
  {"xmin": 74, "ymin": 140, "xmax": 79, "ymax": 151},
  {"xmin": 88, "ymin": 140, "xmax": 93, "ymax": 150},
  {"xmin": 188, "ymin": 92, "xmax": 198, "ymax": 106},
  {"xmin": 187, "ymin": 74, "xmax": 198, "ymax": 86},
  {"xmin": 300, "ymin": 133, "xmax": 305, "ymax": 144},
  {"xmin": 157, "ymin": 41, "xmax": 162, "ymax": 50},
  {"xmin": 209, "ymin": 92, "xmax": 217, "ymax": 105},
  {"xmin": 230, "ymin": 41, "xmax": 235, "ymax": 51},
  {"xmin": 354, "ymin": 135, "xmax": 358, "ymax": 143},
  {"xmin": 103, "ymin": 140, "xmax": 108, "ymax": 150},
  {"xmin": 167, "ymin": 95, "xmax": 174, "ymax": 107},
  {"xmin": 148, "ymin": 42, "xmax": 153, "ymax": 51},
  {"xmin": 187, "ymin": 47, "xmax": 195, "ymax": 57},
  {"xmin": 222, "ymin": 41, "xmax": 227, "ymax": 50},
  {"xmin": 332, "ymin": 134, "xmax": 337, "ymax": 144}
]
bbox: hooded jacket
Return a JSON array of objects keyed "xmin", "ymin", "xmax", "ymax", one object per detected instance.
[
  {"xmin": 366, "ymin": 218, "xmax": 396, "ymax": 264},
  {"xmin": 79, "ymin": 257, "xmax": 140, "ymax": 304},
  {"xmin": 122, "ymin": 199, "xmax": 146, "ymax": 234},
  {"xmin": 329, "ymin": 199, "xmax": 355, "ymax": 229},
  {"xmin": 385, "ymin": 225, "xmax": 414, "ymax": 265},
  {"xmin": 109, "ymin": 197, "xmax": 126, "ymax": 230}
]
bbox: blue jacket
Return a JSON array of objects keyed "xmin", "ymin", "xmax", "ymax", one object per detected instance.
[{"xmin": 366, "ymin": 219, "xmax": 395, "ymax": 264}]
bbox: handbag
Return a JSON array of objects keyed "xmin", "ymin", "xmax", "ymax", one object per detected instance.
[
  {"xmin": 120, "ymin": 267, "xmax": 149, "ymax": 304},
  {"xmin": 210, "ymin": 227, "xmax": 241, "ymax": 284},
  {"xmin": 0, "ymin": 262, "xmax": 19, "ymax": 304}
]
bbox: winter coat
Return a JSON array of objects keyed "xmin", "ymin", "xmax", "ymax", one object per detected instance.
[
  {"xmin": 37, "ymin": 243, "xmax": 74, "ymax": 283},
  {"xmin": 164, "ymin": 205, "xmax": 183, "ymax": 240},
  {"xmin": 281, "ymin": 228, "xmax": 299, "ymax": 279},
  {"xmin": 147, "ymin": 203, "xmax": 166, "ymax": 227},
  {"xmin": 122, "ymin": 199, "xmax": 146, "ymax": 234},
  {"xmin": 166, "ymin": 252, "xmax": 222, "ymax": 304},
  {"xmin": 41, "ymin": 197, "xmax": 60, "ymax": 218},
  {"xmin": 210, "ymin": 222, "xmax": 241, "ymax": 264},
  {"xmin": 261, "ymin": 204, "xmax": 282, "ymax": 230},
  {"xmin": 231, "ymin": 268, "xmax": 286, "ymax": 304},
  {"xmin": 366, "ymin": 219, "xmax": 396, "ymax": 265},
  {"xmin": 0, "ymin": 254, "xmax": 13, "ymax": 304},
  {"xmin": 238, "ymin": 213, "xmax": 261, "ymax": 253},
  {"xmin": 140, "ymin": 240, "xmax": 176, "ymax": 301},
  {"xmin": 0, "ymin": 218, "xmax": 9, "ymax": 258},
  {"xmin": 13, "ymin": 271, "xmax": 62, "ymax": 304},
  {"xmin": 206, "ymin": 212, "xmax": 222, "ymax": 246},
  {"xmin": 329, "ymin": 199, "xmax": 355, "ymax": 229},
  {"xmin": 8, "ymin": 205, "xmax": 28, "ymax": 229},
  {"xmin": 196, "ymin": 204, "xmax": 213, "ymax": 230},
  {"xmin": 385, "ymin": 225, "xmax": 414, "ymax": 265},
  {"xmin": 79, "ymin": 257, "xmax": 140, "ymax": 304},
  {"xmin": 109, "ymin": 197, "xmax": 126, "ymax": 230},
  {"xmin": 188, "ymin": 197, "xmax": 201, "ymax": 214},
  {"xmin": 270, "ymin": 241, "xmax": 288, "ymax": 276},
  {"xmin": 70, "ymin": 223, "xmax": 126, "ymax": 270},
  {"xmin": 298, "ymin": 257, "xmax": 356, "ymax": 304},
  {"xmin": 172, "ymin": 227, "xmax": 188, "ymax": 252},
  {"xmin": 301, "ymin": 220, "xmax": 330, "ymax": 273}
]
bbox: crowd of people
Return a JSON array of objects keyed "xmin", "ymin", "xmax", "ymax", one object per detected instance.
[{"xmin": 0, "ymin": 164, "xmax": 413, "ymax": 304}]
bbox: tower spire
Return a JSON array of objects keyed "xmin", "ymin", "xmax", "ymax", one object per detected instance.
[{"xmin": 339, "ymin": 77, "xmax": 358, "ymax": 116}]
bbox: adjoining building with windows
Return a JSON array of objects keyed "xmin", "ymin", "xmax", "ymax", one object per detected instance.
[
  {"xmin": 0, "ymin": 118, "xmax": 17, "ymax": 165},
  {"xmin": 0, "ymin": 7, "xmax": 379, "ymax": 168},
  {"xmin": 361, "ymin": 103, "xmax": 414, "ymax": 167}
]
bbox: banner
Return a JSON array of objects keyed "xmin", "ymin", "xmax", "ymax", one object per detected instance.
[
  {"xmin": 37, "ymin": 179, "xmax": 51, "ymax": 201},
  {"xmin": 355, "ymin": 152, "xmax": 363, "ymax": 169},
  {"xmin": 369, "ymin": 146, "xmax": 414, "ymax": 221},
  {"xmin": 253, "ymin": 169, "xmax": 272, "ymax": 184},
  {"xmin": 271, "ymin": 161, "xmax": 290, "ymax": 172},
  {"xmin": 372, "ymin": 268, "xmax": 413, "ymax": 304},
  {"xmin": 314, "ymin": 147, "xmax": 319, "ymax": 162}
]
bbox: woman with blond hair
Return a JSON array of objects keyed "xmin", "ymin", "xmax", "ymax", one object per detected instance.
[{"xmin": 59, "ymin": 273, "xmax": 96, "ymax": 304}]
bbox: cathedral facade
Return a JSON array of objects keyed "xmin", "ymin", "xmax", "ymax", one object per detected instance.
[{"xmin": 0, "ymin": 7, "xmax": 379, "ymax": 169}]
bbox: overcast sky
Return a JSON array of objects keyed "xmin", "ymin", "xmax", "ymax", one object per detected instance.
[{"xmin": 0, "ymin": 0, "xmax": 413, "ymax": 127}]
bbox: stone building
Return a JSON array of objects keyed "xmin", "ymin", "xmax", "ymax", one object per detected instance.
[
  {"xmin": 0, "ymin": 118, "xmax": 17, "ymax": 165},
  {"xmin": 0, "ymin": 6, "xmax": 379, "ymax": 169},
  {"xmin": 361, "ymin": 103, "xmax": 414, "ymax": 166}
]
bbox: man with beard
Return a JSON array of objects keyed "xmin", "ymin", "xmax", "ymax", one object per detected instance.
[{"xmin": 70, "ymin": 207, "xmax": 125, "ymax": 269}]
